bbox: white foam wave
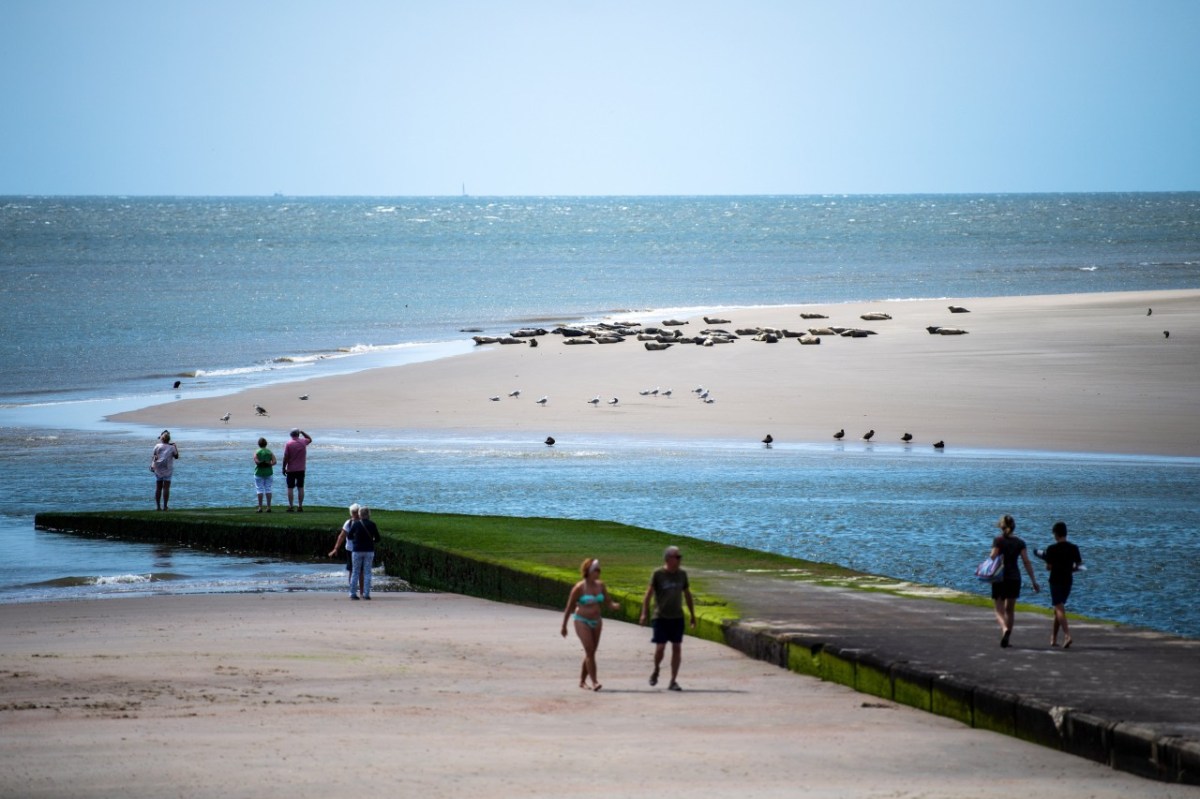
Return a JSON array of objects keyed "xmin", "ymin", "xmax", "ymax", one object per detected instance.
[{"xmin": 90, "ymin": 573, "xmax": 154, "ymax": 586}]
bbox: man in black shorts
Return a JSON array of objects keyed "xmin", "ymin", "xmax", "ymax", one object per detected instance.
[
  {"xmin": 282, "ymin": 428, "xmax": 313, "ymax": 512},
  {"xmin": 640, "ymin": 545, "xmax": 696, "ymax": 691}
]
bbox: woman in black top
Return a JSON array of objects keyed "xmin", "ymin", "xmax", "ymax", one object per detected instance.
[{"xmin": 989, "ymin": 514, "xmax": 1040, "ymax": 648}]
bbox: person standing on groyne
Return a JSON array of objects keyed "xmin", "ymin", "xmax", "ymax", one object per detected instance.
[
  {"xmin": 640, "ymin": 545, "xmax": 696, "ymax": 691},
  {"xmin": 252, "ymin": 437, "xmax": 276, "ymax": 513},
  {"xmin": 989, "ymin": 514, "xmax": 1040, "ymax": 648},
  {"xmin": 282, "ymin": 428, "xmax": 313, "ymax": 513},
  {"xmin": 150, "ymin": 430, "xmax": 179, "ymax": 511}
]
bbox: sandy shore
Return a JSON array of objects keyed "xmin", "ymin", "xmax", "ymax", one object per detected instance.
[
  {"xmin": 114, "ymin": 290, "xmax": 1200, "ymax": 456},
  {"xmin": 1, "ymin": 593, "xmax": 1190, "ymax": 798}
]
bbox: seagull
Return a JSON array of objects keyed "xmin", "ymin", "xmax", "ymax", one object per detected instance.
[
  {"xmin": 661, "ymin": 389, "xmax": 673, "ymax": 398},
  {"xmin": 762, "ymin": 434, "xmax": 774, "ymax": 447},
  {"xmin": 833, "ymin": 429, "xmax": 845, "ymax": 440},
  {"xmin": 933, "ymin": 440, "xmax": 945, "ymax": 449},
  {"xmin": 299, "ymin": 394, "xmax": 309, "ymax": 401},
  {"xmin": 508, "ymin": 389, "xmax": 521, "ymax": 398},
  {"xmin": 1148, "ymin": 308, "xmax": 1153, "ymax": 316},
  {"xmin": 536, "ymin": 396, "xmax": 549, "ymax": 406},
  {"xmin": 173, "ymin": 380, "xmax": 182, "ymax": 389},
  {"xmin": 607, "ymin": 397, "xmax": 619, "ymax": 405},
  {"xmin": 862, "ymin": 429, "xmax": 875, "ymax": 442},
  {"xmin": 1164, "ymin": 330, "xmax": 1170, "ymax": 339},
  {"xmin": 901, "ymin": 432, "xmax": 913, "ymax": 443},
  {"xmin": 587, "ymin": 396, "xmax": 601, "ymax": 406},
  {"xmin": 544, "ymin": 436, "xmax": 556, "ymax": 446},
  {"xmin": 703, "ymin": 397, "xmax": 715, "ymax": 404},
  {"xmin": 254, "ymin": 404, "xmax": 269, "ymax": 417},
  {"xmin": 219, "ymin": 412, "xmax": 231, "ymax": 423},
  {"xmin": 692, "ymin": 386, "xmax": 705, "ymax": 394},
  {"xmin": 698, "ymin": 389, "xmax": 710, "ymax": 400},
  {"xmin": 639, "ymin": 388, "xmax": 652, "ymax": 396},
  {"xmin": 489, "ymin": 396, "xmax": 501, "ymax": 402}
]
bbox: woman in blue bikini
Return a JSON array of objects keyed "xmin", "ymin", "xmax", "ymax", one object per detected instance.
[{"xmin": 561, "ymin": 557, "xmax": 621, "ymax": 691}]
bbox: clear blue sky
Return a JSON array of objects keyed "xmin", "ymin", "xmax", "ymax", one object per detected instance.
[{"xmin": 3, "ymin": 1, "xmax": 1197, "ymax": 196}]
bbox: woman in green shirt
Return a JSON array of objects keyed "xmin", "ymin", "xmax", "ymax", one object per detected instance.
[{"xmin": 253, "ymin": 437, "xmax": 276, "ymax": 513}]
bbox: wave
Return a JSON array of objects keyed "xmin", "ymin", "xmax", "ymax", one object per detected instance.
[{"xmin": 34, "ymin": 572, "xmax": 188, "ymax": 588}]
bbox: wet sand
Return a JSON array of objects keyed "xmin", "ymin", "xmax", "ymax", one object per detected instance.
[{"xmin": 114, "ymin": 290, "xmax": 1200, "ymax": 457}]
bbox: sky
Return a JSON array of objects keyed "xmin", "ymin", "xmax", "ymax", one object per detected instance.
[{"xmin": 2, "ymin": 0, "xmax": 1198, "ymax": 196}]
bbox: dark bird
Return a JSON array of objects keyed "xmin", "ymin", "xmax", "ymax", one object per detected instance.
[
  {"xmin": 299, "ymin": 394, "xmax": 309, "ymax": 400},
  {"xmin": 833, "ymin": 429, "xmax": 845, "ymax": 440},
  {"xmin": 219, "ymin": 412, "xmax": 231, "ymax": 423},
  {"xmin": 901, "ymin": 432, "xmax": 913, "ymax": 443},
  {"xmin": 762, "ymin": 434, "xmax": 773, "ymax": 447},
  {"xmin": 254, "ymin": 404, "xmax": 269, "ymax": 416},
  {"xmin": 1148, "ymin": 308, "xmax": 1153, "ymax": 316},
  {"xmin": 544, "ymin": 436, "xmax": 556, "ymax": 446},
  {"xmin": 607, "ymin": 397, "xmax": 619, "ymax": 406},
  {"xmin": 173, "ymin": 380, "xmax": 182, "ymax": 389},
  {"xmin": 508, "ymin": 389, "xmax": 521, "ymax": 398},
  {"xmin": 536, "ymin": 396, "xmax": 549, "ymax": 406},
  {"xmin": 1164, "ymin": 330, "xmax": 1170, "ymax": 339},
  {"xmin": 489, "ymin": 396, "xmax": 501, "ymax": 402},
  {"xmin": 862, "ymin": 429, "xmax": 875, "ymax": 442},
  {"xmin": 933, "ymin": 440, "xmax": 945, "ymax": 449}
]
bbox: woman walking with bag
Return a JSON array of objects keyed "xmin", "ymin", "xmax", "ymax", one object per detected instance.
[{"xmin": 990, "ymin": 514, "xmax": 1040, "ymax": 648}]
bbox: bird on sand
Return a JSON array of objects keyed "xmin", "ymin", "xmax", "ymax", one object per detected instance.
[
  {"xmin": 607, "ymin": 397, "xmax": 619, "ymax": 405},
  {"xmin": 299, "ymin": 394, "xmax": 309, "ymax": 400},
  {"xmin": 254, "ymin": 404, "xmax": 269, "ymax": 416},
  {"xmin": 901, "ymin": 432, "xmax": 913, "ymax": 443},
  {"xmin": 489, "ymin": 396, "xmax": 501, "ymax": 402},
  {"xmin": 508, "ymin": 389, "xmax": 521, "ymax": 398},
  {"xmin": 536, "ymin": 396, "xmax": 549, "ymax": 406},
  {"xmin": 544, "ymin": 436, "xmax": 556, "ymax": 446},
  {"xmin": 1148, "ymin": 308, "xmax": 1153, "ymax": 316},
  {"xmin": 1164, "ymin": 331, "xmax": 1170, "ymax": 339},
  {"xmin": 862, "ymin": 429, "xmax": 875, "ymax": 442},
  {"xmin": 933, "ymin": 440, "xmax": 945, "ymax": 449},
  {"xmin": 219, "ymin": 412, "xmax": 231, "ymax": 423},
  {"xmin": 661, "ymin": 389, "xmax": 673, "ymax": 398},
  {"xmin": 762, "ymin": 434, "xmax": 774, "ymax": 447},
  {"xmin": 833, "ymin": 429, "xmax": 845, "ymax": 440},
  {"xmin": 587, "ymin": 396, "xmax": 601, "ymax": 406}
]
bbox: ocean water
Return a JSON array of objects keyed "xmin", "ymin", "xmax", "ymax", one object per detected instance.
[{"xmin": 1, "ymin": 195, "xmax": 1198, "ymax": 636}]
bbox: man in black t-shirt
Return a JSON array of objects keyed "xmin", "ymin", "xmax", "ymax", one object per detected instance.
[{"xmin": 1037, "ymin": 521, "xmax": 1083, "ymax": 648}]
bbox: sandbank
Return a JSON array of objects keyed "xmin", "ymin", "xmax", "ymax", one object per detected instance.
[
  {"xmin": 113, "ymin": 290, "xmax": 1200, "ymax": 457},
  {"xmin": 1, "ymin": 592, "xmax": 1188, "ymax": 798}
]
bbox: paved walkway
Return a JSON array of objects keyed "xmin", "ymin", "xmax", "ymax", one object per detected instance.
[{"xmin": 704, "ymin": 572, "xmax": 1200, "ymax": 786}]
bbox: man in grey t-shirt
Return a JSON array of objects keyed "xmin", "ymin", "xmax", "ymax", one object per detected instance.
[{"xmin": 639, "ymin": 545, "xmax": 696, "ymax": 691}]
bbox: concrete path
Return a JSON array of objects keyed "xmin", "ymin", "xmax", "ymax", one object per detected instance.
[{"xmin": 706, "ymin": 572, "xmax": 1200, "ymax": 785}]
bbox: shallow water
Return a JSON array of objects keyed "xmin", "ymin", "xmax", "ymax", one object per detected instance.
[{"xmin": 3, "ymin": 427, "xmax": 1196, "ymax": 637}]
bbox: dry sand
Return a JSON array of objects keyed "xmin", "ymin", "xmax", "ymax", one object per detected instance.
[
  {"xmin": 2, "ymin": 593, "xmax": 1194, "ymax": 798},
  {"xmin": 114, "ymin": 290, "xmax": 1200, "ymax": 457}
]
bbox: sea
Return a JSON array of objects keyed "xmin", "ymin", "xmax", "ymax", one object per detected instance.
[{"xmin": 1, "ymin": 194, "xmax": 1198, "ymax": 636}]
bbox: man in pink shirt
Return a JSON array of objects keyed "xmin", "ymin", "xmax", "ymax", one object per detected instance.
[{"xmin": 282, "ymin": 428, "xmax": 313, "ymax": 512}]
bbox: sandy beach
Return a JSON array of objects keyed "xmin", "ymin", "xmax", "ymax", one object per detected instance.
[
  {"xmin": 116, "ymin": 290, "xmax": 1200, "ymax": 457},
  {"xmin": 2, "ymin": 592, "xmax": 1193, "ymax": 798}
]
